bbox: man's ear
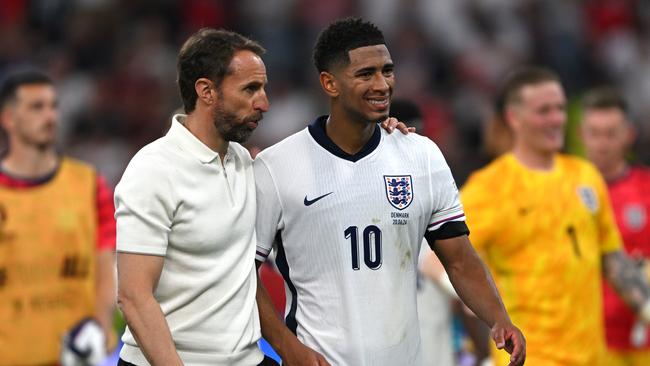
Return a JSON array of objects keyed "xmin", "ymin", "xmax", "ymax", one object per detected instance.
[
  {"xmin": 0, "ymin": 106, "xmax": 14, "ymax": 132},
  {"xmin": 195, "ymin": 78, "xmax": 216, "ymax": 107},
  {"xmin": 504, "ymin": 105, "xmax": 520, "ymax": 132},
  {"xmin": 319, "ymin": 71, "xmax": 340, "ymax": 98},
  {"xmin": 625, "ymin": 121, "xmax": 637, "ymax": 148}
]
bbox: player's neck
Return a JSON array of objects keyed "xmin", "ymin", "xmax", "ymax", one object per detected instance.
[
  {"xmin": 511, "ymin": 144, "xmax": 555, "ymax": 171},
  {"xmin": 1, "ymin": 142, "xmax": 58, "ymax": 178},
  {"xmin": 183, "ymin": 111, "xmax": 228, "ymax": 160},
  {"xmin": 600, "ymin": 160, "xmax": 628, "ymax": 182},
  {"xmin": 326, "ymin": 110, "xmax": 376, "ymax": 155}
]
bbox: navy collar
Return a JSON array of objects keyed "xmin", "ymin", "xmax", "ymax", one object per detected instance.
[
  {"xmin": 0, "ymin": 156, "xmax": 61, "ymax": 187},
  {"xmin": 307, "ymin": 115, "xmax": 381, "ymax": 162}
]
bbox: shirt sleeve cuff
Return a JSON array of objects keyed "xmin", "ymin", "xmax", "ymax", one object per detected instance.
[
  {"xmin": 425, "ymin": 221, "xmax": 470, "ymax": 248},
  {"xmin": 256, "ymin": 245, "xmax": 271, "ymax": 262}
]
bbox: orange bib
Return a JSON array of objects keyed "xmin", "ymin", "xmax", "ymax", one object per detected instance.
[{"xmin": 0, "ymin": 158, "xmax": 98, "ymax": 365}]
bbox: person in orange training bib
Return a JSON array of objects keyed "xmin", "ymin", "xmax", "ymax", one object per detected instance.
[{"xmin": 0, "ymin": 69, "xmax": 116, "ymax": 366}]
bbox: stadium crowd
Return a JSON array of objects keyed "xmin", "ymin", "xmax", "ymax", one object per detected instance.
[{"xmin": 1, "ymin": 0, "xmax": 650, "ymax": 184}]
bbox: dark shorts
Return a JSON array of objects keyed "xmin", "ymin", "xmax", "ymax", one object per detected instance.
[{"xmin": 118, "ymin": 355, "xmax": 280, "ymax": 366}]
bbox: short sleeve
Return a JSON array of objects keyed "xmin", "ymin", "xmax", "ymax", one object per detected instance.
[
  {"xmin": 425, "ymin": 142, "xmax": 467, "ymax": 235},
  {"xmin": 114, "ymin": 154, "xmax": 176, "ymax": 256},
  {"xmin": 254, "ymin": 157, "xmax": 283, "ymax": 262}
]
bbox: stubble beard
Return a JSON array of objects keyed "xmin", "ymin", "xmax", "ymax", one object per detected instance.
[
  {"xmin": 212, "ymin": 107, "xmax": 259, "ymax": 144},
  {"xmin": 17, "ymin": 128, "xmax": 56, "ymax": 152}
]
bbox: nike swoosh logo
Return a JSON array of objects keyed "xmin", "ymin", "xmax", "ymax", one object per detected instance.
[{"xmin": 304, "ymin": 192, "xmax": 333, "ymax": 206}]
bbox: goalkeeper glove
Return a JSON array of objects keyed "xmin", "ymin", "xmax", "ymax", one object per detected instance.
[{"xmin": 60, "ymin": 318, "xmax": 107, "ymax": 366}]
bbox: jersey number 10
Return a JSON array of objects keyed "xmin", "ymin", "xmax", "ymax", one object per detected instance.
[{"xmin": 345, "ymin": 225, "xmax": 382, "ymax": 270}]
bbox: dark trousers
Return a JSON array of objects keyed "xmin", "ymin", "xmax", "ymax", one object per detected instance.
[{"xmin": 119, "ymin": 356, "xmax": 280, "ymax": 366}]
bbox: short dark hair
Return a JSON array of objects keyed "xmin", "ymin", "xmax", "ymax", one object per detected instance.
[
  {"xmin": 0, "ymin": 70, "xmax": 52, "ymax": 110},
  {"xmin": 582, "ymin": 87, "xmax": 628, "ymax": 114},
  {"xmin": 177, "ymin": 28, "xmax": 265, "ymax": 113},
  {"xmin": 497, "ymin": 66, "xmax": 560, "ymax": 116},
  {"xmin": 313, "ymin": 17, "xmax": 386, "ymax": 73}
]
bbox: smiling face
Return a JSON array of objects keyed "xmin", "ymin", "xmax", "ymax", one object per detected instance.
[
  {"xmin": 332, "ymin": 44, "xmax": 394, "ymax": 124},
  {"xmin": 507, "ymin": 80, "xmax": 567, "ymax": 156},
  {"xmin": 213, "ymin": 50, "xmax": 269, "ymax": 143}
]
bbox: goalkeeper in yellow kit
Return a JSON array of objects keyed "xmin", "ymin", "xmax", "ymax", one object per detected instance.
[{"xmin": 461, "ymin": 66, "xmax": 650, "ymax": 366}]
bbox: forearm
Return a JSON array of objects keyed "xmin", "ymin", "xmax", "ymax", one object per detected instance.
[
  {"xmin": 118, "ymin": 294, "xmax": 182, "ymax": 366},
  {"xmin": 434, "ymin": 234, "xmax": 525, "ymax": 364},
  {"xmin": 256, "ymin": 274, "xmax": 297, "ymax": 358},
  {"xmin": 95, "ymin": 250, "xmax": 117, "ymax": 348},
  {"xmin": 446, "ymin": 247, "xmax": 509, "ymax": 327},
  {"xmin": 603, "ymin": 251, "xmax": 650, "ymax": 312}
]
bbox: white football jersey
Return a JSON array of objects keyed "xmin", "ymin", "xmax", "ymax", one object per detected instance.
[{"xmin": 254, "ymin": 116, "xmax": 467, "ymax": 366}]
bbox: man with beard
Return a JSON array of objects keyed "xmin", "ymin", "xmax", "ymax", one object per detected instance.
[
  {"xmin": 114, "ymin": 28, "xmax": 274, "ymax": 366},
  {"xmin": 115, "ymin": 27, "xmax": 411, "ymax": 366},
  {"xmin": 0, "ymin": 70, "xmax": 116, "ymax": 366}
]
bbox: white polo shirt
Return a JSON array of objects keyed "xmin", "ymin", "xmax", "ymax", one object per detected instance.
[{"xmin": 115, "ymin": 114, "xmax": 262, "ymax": 366}]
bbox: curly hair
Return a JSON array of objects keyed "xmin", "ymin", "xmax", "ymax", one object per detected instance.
[{"xmin": 313, "ymin": 17, "xmax": 385, "ymax": 73}]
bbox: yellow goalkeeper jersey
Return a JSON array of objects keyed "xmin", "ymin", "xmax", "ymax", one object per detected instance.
[{"xmin": 461, "ymin": 153, "xmax": 622, "ymax": 366}]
